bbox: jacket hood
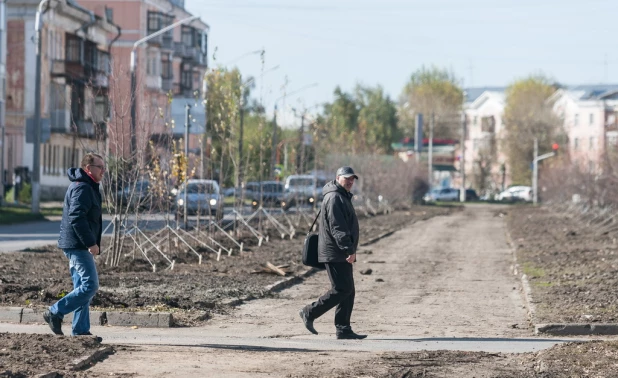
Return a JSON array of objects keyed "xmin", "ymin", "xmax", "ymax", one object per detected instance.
[
  {"xmin": 67, "ymin": 168, "xmax": 96, "ymax": 185},
  {"xmin": 322, "ymin": 180, "xmax": 351, "ymax": 198}
]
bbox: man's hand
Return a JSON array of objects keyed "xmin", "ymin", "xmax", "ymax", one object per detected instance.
[
  {"xmin": 346, "ymin": 253, "xmax": 356, "ymax": 264},
  {"xmin": 88, "ymin": 245, "xmax": 100, "ymax": 256}
]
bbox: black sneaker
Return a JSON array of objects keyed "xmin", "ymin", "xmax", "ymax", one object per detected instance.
[
  {"xmin": 43, "ymin": 310, "xmax": 63, "ymax": 335},
  {"xmin": 336, "ymin": 331, "xmax": 367, "ymax": 340},
  {"xmin": 76, "ymin": 332, "xmax": 103, "ymax": 343},
  {"xmin": 298, "ymin": 309, "xmax": 318, "ymax": 335}
]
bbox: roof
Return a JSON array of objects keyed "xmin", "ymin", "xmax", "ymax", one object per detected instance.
[
  {"xmin": 562, "ymin": 84, "xmax": 618, "ymax": 101},
  {"xmin": 464, "ymin": 87, "xmax": 506, "ymax": 104}
]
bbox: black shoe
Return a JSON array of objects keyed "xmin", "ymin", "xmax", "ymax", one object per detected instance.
[
  {"xmin": 299, "ymin": 309, "xmax": 318, "ymax": 335},
  {"xmin": 76, "ymin": 332, "xmax": 102, "ymax": 343},
  {"xmin": 336, "ymin": 331, "xmax": 367, "ymax": 340},
  {"xmin": 43, "ymin": 310, "xmax": 63, "ymax": 335}
]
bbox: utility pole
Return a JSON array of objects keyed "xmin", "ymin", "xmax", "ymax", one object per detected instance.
[
  {"xmin": 459, "ymin": 101, "xmax": 467, "ymax": 203},
  {"xmin": 32, "ymin": 0, "xmax": 50, "ymax": 213},
  {"xmin": 428, "ymin": 114, "xmax": 434, "ymax": 187},
  {"xmin": 532, "ymin": 137, "xmax": 538, "ymax": 205},
  {"xmin": 0, "ymin": 0, "xmax": 6, "ymax": 206},
  {"xmin": 237, "ymin": 96, "xmax": 245, "ymax": 189},
  {"xmin": 270, "ymin": 105, "xmax": 278, "ymax": 180},
  {"xmin": 531, "ymin": 138, "xmax": 557, "ymax": 205},
  {"xmin": 297, "ymin": 112, "xmax": 305, "ymax": 174},
  {"xmin": 183, "ymin": 104, "xmax": 191, "ymax": 230}
]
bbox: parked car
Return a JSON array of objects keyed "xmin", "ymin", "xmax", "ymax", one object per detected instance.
[
  {"xmin": 175, "ymin": 179, "xmax": 223, "ymax": 216},
  {"xmin": 115, "ymin": 180, "xmax": 152, "ymax": 209},
  {"xmin": 466, "ymin": 189, "xmax": 479, "ymax": 201},
  {"xmin": 497, "ymin": 186, "xmax": 532, "ymax": 202},
  {"xmin": 423, "ymin": 188, "xmax": 460, "ymax": 202},
  {"xmin": 281, "ymin": 175, "xmax": 327, "ymax": 210},
  {"xmin": 245, "ymin": 181, "xmax": 285, "ymax": 208}
]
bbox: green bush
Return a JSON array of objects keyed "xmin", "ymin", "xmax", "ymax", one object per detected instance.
[
  {"xmin": 4, "ymin": 187, "xmax": 14, "ymax": 203},
  {"xmin": 18, "ymin": 183, "xmax": 32, "ymax": 204}
]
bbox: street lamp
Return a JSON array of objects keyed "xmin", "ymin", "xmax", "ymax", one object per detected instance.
[
  {"xmin": 130, "ymin": 15, "xmax": 200, "ymax": 155},
  {"xmin": 270, "ymin": 82, "xmax": 318, "ymax": 179},
  {"xmin": 236, "ymin": 65, "xmax": 279, "ymax": 191},
  {"xmin": 31, "ymin": 0, "xmax": 51, "ymax": 213}
]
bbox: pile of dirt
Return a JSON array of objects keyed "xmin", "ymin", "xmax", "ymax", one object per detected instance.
[
  {"xmin": 0, "ymin": 332, "xmax": 110, "ymax": 377},
  {"xmin": 0, "ymin": 207, "xmax": 452, "ymax": 327},
  {"xmin": 505, "ymin": 206, "xmax": 618, "ymax": 323}
]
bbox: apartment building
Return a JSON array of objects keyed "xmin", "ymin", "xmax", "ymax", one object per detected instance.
[
  {"xmin": 79, "ymin": 0, "xmax": 209, "ymax": 161},
  {"xmin": 6, "ymin": 0, "xmax": 118, "ymax": 199},
  {"xmin": 463, "ymin": 88, "xmax": 508, "ymax": 193},
  {"xmin": 550, "ymin": 85, "xmax": 618, "ymax": 172}
]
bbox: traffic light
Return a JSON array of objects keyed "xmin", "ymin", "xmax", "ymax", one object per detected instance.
[{"xmin": 552, "ymin": 143, "xmax": 559, "ymax": 155}]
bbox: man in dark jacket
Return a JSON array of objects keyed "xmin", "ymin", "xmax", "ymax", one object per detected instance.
[
  {"xmin": 43, "ymin": 153, "xmax": 105, "ymax": 339},
  {"xmin": 299, "ymin": 166, "xmax": 366, "ymax": 339}
]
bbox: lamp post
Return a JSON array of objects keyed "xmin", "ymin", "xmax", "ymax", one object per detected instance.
[
  {"xmin": 130, "ymin": 15, "xmax": 199, "ymax": 155},
  {"xmin": 270, "ymin": 82, "xmax": 318, "ymax": 179},
  {"xmin": 31, "ymin": 0, "xmax": 51, "ymax": 213}
]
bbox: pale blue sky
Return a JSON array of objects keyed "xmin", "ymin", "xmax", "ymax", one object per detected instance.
[{"xmin": 187, "ymin": 0, "xmax": 617, "ymax": 127}]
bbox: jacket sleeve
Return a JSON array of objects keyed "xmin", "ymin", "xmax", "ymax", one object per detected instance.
[
  {"xmin": 327, "ymin": 195, "xmax": 354, "ymax": 255},
  {"xmin": 68, "ymin": 184, "xmax": 96, "ymax": 248}
]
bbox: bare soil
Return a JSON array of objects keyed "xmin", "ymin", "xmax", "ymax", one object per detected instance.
[
  {"xmin": 4, "ymin": 204, "xmax": 618, "ymax": 377},
  {"xmin": 506, "ymin": 205, "xmax": 618, "ymax": 324},
  {"xmin": 0, "ymin": 332, "xmax": 108, "ymax": 378}
]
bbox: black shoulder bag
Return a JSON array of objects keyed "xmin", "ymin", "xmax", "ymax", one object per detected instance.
[{"xmin": 302, "ymin": 210, "xmax": 325, "ymax": 269}]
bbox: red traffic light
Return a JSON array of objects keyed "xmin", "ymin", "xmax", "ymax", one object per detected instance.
[{"xmin": 552, "ymin": 143, "xmax": 559, "ymax": 151}]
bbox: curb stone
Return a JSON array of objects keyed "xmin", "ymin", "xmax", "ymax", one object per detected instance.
[
  {"xmin": 66, "ymin": 345, "xmax": 113, "ymax": 371},
  {"xmin": 505, "ymin": 223, "xmax": 618, "ymax": 336}
]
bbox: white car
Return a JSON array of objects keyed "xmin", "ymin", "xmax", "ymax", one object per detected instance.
[
  {"xmin": 423, "ymin": 188, "xmax": 460, "ymax": 202},
  {"xmin": 497, "ymin": 186, "xmax": 532, "ymax": 202},
  {"xmin": 175, "ymin": 179, "xmax": 223, "ymax": 216}
]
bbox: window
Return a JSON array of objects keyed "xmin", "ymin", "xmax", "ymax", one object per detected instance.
[
  {"xmin": 105, "ymin": 7, "xmax": 113, "ymax": 22},
  {"xmin": 589, "ymin": 137, "xmax": 595, "ymax": 150},
  {"xmin": 147, "ymin": 11, "xmax": 160, "ymax": 33},
  {"xmin": 589, "ymin": 113, "xmax": 594, "ymax": 125},
  {"xmin": 181, "ymin": 25, "xmax": 195, "ymax": 46},
  {"xmin": 574, "ymin": 113, "xmax": 579, "ymax": 126},
  {"xmin": 66, "ymin": 35, "xmax": 82, "ymax": 62},
  {"xmin": 574, "ymin": 137, "xmax": 579, "ymax": 150}
]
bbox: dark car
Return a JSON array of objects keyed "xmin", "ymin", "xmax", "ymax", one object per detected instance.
[
  {"xmin": 246, "ymin": 181, "xmax": 285, "ymax": 209},
  {"xmin": 466, "ymin": 189, "xmax": 479, "ymax": 201}
]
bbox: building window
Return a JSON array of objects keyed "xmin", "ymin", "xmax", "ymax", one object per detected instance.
[
  {"xmin": 66, "ymin": 35, "xmax": 82, "ymax": 63},
  {"xmin": 589, "ymin": 137, "xmax": 595, "ymax": 150},
  {"xmin": 574, "ymin": 113, "xmax": 579, "ymax": 126},
  {"xmin": 573, "ymin": 137, "xmax": 579, "ymax": 150},
  {"xmin": 589, "ymin": 113, "xmax": 594, "ymax": 125}
]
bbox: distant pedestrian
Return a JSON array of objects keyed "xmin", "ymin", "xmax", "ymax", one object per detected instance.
[
  {"xmin": 299, "ymin": 166, "xmax": 366, "ymax": 339},
  {"xmin": 43, "ymin": 153, "xmax": 105, "ymax": 341}
]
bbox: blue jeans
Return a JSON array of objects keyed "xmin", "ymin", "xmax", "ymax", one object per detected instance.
[{"xmin": 49, "ymin": 249, "xmax": 99, "ymax": 335}]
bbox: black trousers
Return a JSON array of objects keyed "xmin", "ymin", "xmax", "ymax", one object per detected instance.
[{"xmin": 305, "ymin": 262, "xmax": 355, "ymax": 333}]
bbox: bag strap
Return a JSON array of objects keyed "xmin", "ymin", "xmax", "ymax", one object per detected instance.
[{"xmin": 308, "ymin": 209, "xmax": 321, "ymax": 233}]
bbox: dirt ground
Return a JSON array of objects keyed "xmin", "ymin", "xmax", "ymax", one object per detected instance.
[
  {"xmin": 506, "ymin": 205, "xmax": 618, "ymax": 324},
  {"xmin": 3, "ymin": 204, "xmax": 618, "ymax": 377},
  {"xmin": 0, "ymin": 207, "xmax": 450, "ymax": 326}
]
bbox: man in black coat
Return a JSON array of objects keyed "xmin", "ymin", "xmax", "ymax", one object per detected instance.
[
  {"xmin": 299, "ymin": 166, "xmax": 366, "ymax": 339},
  {"xmin": 43, "ymin": 153, "xmax": 105, "ymax": 340}
]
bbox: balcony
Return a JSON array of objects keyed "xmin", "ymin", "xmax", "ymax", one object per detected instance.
[
  {"xmin": 147, "ymin": 33, "xmax": 164, "ymax": 46},
  {"xmin": 76, "ymin": 120, "xmax": 106, "ymax": 139},
  {"xmin": 146, "ymin": 75, "xmax": 162, "ymax": 90},
  {"xmin": 174, "ymin": 42, "xmax": 186, "ymax": 57},
  {"xmin": 50, "ymin": 109, "xmax": 70, "ymax": 133},
  {"xmin": 161, "ymin": 34, "xmax": 174, "ymax": 50},
  {"xmin": 162, "ymin": 78, "xmax": 173, "ymax": 92}
]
